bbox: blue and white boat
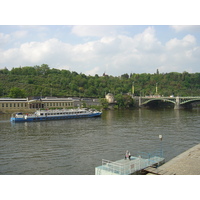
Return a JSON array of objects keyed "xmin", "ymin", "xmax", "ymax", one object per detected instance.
[{"xmin": 10, "ymin": 108, "xmax": 102, "ymax": 122}]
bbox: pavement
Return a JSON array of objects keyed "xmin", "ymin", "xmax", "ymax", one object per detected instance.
[{"xmin": 155, "ymin": 143, "xmax": 200, "ymax": 175}]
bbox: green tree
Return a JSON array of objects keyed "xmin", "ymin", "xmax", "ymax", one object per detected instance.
[
  {"xmin": 100, "ymin": 98, "xmax": 109, "ymax": 109},
  {"xmin": 9, "ymin": 87, "xmax": 26, "ymax": 98},
  {"xmin": 115, "ymin": 94, "xmax": 124, "ymax": 108},
  {"xmin": 0, "ymin": 67, "xmax": 9, "ymax": 74}
]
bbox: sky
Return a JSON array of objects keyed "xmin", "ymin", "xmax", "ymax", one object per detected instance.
[{"xmin": 1, "ymin": 25, "xmax": 200, "ymax": 76}]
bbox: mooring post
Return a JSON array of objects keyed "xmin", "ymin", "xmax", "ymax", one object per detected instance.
[{"xmin": 159, "ymin": 135, "xmax": 163, "ymax": 157}]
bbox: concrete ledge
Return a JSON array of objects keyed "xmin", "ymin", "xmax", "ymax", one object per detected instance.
[{"xmin": 157, "ymin": 144, "xmax": 200, "ymax": 175}]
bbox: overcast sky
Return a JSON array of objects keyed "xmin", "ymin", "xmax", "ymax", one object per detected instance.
[{"xmin": 1, "ymin": 25, "xmax": 200, "ymax": 76}]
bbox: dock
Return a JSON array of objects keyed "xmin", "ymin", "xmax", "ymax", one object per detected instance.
[
  {"xmin": 95, "ymin": 151, "xmax": 165, "ymax": 175},
  {"xmin": 95, "ymin": 144, "xmax": 200, "ymax": 175},
  {"xmin": 143, "ymin": 166, "xmax": 176, "ymax": 175}
]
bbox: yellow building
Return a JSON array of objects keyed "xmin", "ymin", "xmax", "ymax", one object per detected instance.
[{"xmin": 0, "ymin": 97, "xmax": 74, "ymax": 113}]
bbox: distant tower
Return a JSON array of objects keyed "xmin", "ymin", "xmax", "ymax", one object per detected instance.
[
  {"xmin": 132, "ymin": 82, "xmax": 134, "ymax": 95},
  {"xmin": 156, "ymin": 83, "xmax": 158, "ymax": 94}
]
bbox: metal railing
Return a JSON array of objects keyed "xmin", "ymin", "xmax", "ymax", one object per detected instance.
[
  {"xmin": 102, "ymin": 159, "xmax": 137, "ymax": 175},
  {"xmin": 102, "ymin": 158, "xmax": 148, "ymax": 175},
  {"xmin": 137, "ymin": 150, "xmax": 164, "ymax": 166},
  {"xmin": 101, "ymin": 150, "xmax": 164, "ymax": 175}
]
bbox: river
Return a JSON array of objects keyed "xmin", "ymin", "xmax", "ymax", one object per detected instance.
[{"xmin": 0, "ymin": 109, "xmax": 200, "ymax": 175}]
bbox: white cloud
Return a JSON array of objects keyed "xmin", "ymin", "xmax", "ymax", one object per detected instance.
[
  {"xmin": 171, "ymin": 25, "xmax": 200, "ymax": 32},
  {"xmin": 0, "ymin": 33, "xmax": 10, "ymax": 47},
  {"xmin": 0, "ymin": 30, "xmax": 28, "ymax": 49},
  {"xmin": 71, "ymin": 25, "xmax": 121, "ymax": 37},
  {"xmin": 131, "ymin": 27, "xmax": 163, "ymax": 53},
  {"xmin": 1, "ymin": 26, "xmax": 200, "ymax": 76},
  {"xmin": 85, "ymin": 67, "xmax": 100, "ymax": 76},
  {"xmin": 12, "ymin": 30, "xmax": 28, "ymax": 39},
  {"xmin": 166, "ymin": 34, "xmax": 196, "ymax": 50}
]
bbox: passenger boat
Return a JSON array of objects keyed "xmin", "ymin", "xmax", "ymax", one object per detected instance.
[{"xmin": 10, "ymin": 108, "xmax": 102, "ymax": 122}]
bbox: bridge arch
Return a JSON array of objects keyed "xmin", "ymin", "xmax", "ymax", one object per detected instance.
[
  {"xmin": 138, "ymin": 96, "xmax": 200, "ymax": 109},
  {"xmin": 142, "ymin": 98, "xmax": 176, "ymax": 105}
]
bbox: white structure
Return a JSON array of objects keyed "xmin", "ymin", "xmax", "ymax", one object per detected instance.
[{"xmin": 105, "ymin": 93, "xmax": 114, "ymax": 103}]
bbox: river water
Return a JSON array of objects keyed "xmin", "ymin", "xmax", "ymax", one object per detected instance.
[{"xmin": 0, "ymin": 109, "xmax": 200, "ymax": 175}]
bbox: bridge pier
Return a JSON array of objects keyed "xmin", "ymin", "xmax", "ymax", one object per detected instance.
[
  {"xmin": 139, "ymin": 97, "xmax": 142, "ymax": 107},
  {"xmin": 174, "ymin": 97, "xmax": 180, "ymax": 110}
]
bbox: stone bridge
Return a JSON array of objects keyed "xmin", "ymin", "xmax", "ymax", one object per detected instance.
[{"xmin": 135, "ymin": 96, "xmax": 200, "ymax": 109}]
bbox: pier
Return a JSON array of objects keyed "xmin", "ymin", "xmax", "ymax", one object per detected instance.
[
  {"xmin": 95, "ymin": 144, "xmax": 200, "ymax": 175},
  {"xmin": 95, "ymin": 151, "xmax": 165, "ymax": 175}
]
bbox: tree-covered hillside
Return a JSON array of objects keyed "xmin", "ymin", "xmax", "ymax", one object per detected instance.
[{"xmin": 0, "ymin": 64, "xmax": 200, "ymax": 98}]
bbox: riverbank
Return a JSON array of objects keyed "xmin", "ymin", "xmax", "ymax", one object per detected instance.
[{"xmin": 147, "ymin": 143, "xmax": 200, "ymax": 175}]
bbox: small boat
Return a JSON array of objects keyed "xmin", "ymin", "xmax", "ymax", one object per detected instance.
[{"xmin": 10, "ymin": 108, "xmax": 102, "ymax": 122}]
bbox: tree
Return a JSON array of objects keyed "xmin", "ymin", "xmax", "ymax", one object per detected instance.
[
  {"xmin": 9, "ymin": 87, "xmax": 26, "ymax": 98},
  {"xmin": 40, "ymin": 64, "xmax": 50, "ymax": 75},
  {"xmin": 0, "ymin": 67, "xmax": 9, "ymax": 74},
  {"xmin": 115, "ymin": 94, "xmax": 124, "ymax": 108},
  {"xmin": 0, "ymin": 83, "xmax": 3, "ymax": 96},
  {"xmin": 121, "ymin": 73, "xmax": 129, "ymax": 79},
  {"xmin": 1, "ymin": 65, "xmax": 200, "ymax": 100},
  {"xmin": 100, "ymin": 98, "xmax": 109, "ymax": 109},
  {"xmin": 115, "ymin": 94, "xmax": 135, "ymax": 108}
]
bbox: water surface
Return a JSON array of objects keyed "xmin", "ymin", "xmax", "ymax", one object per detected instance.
[{"xmin": 0, "ymin": 109, "xmax": 200, "ymax": 174}]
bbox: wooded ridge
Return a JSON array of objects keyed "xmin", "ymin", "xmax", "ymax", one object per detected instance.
[{"xmin": 1, "ymin": 64, "xmax": 200, "ymax": 99}]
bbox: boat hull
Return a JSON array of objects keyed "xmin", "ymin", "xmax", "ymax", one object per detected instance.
[{"xmin": 10, "ymin": 112, "xmax": 101, "ymax": 122}]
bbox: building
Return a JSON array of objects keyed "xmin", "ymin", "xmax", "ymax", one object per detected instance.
[
  {"xmin": 105, "ymin": 93, "xmax": 115, "ymax": 103},
  {"xmin": 0, "ymin": 97, "xmax": 74, "ymax": 112},
  {"xmin": 0, "ymin": 97, "xmax": 101, "ymax": 113}
]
